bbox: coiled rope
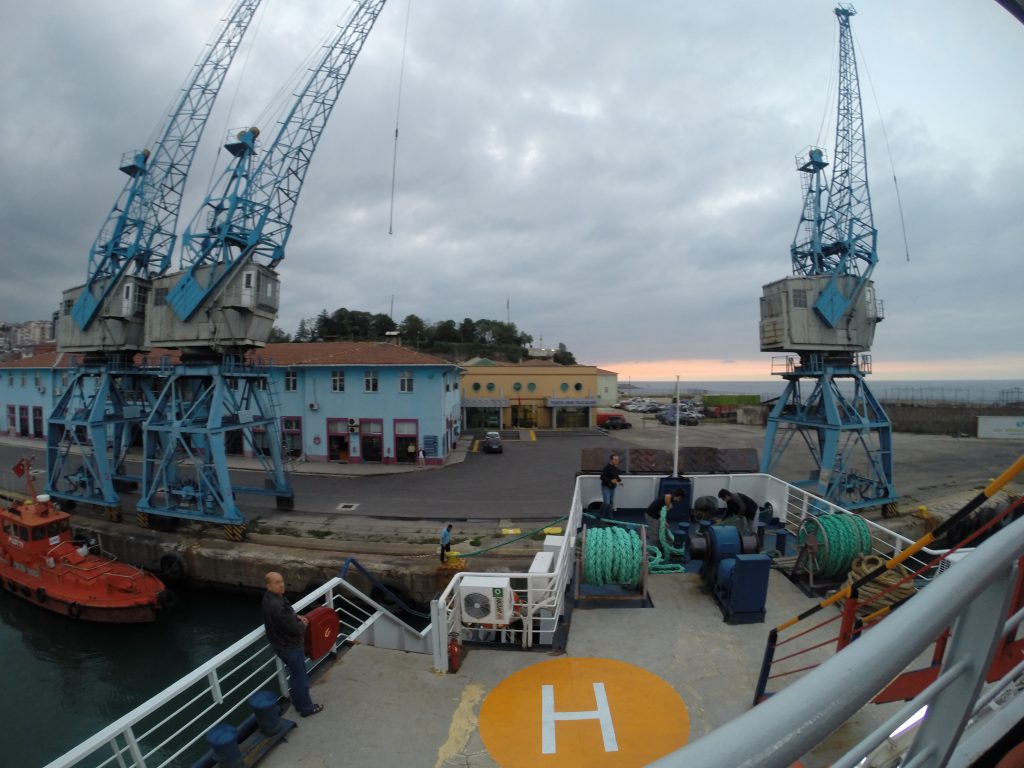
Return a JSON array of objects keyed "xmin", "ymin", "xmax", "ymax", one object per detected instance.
[
  {"xmin": 843, "ymin": 554, "xmax": 916, "ymax": 617},
  {"xmin": 583, "ymin": 526, "xmax": 643, "ymax": 587},
  {"xmin": 798, "ymin": 513, "xmax": 872, "ymax": 579}
]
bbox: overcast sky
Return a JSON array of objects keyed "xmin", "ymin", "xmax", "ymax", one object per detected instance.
[{"xmin": 1, "ymin": 1, "xmax": 1021, "ymax": 381}]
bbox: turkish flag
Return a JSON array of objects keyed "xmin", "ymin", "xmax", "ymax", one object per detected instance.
[{"xmin": 12, "ymin": 460, "xmax": 26, "ymax": 477}]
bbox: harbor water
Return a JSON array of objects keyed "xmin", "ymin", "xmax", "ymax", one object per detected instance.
[{"xmin": 1, "ymin": 585, "xmax": 257, "ymax": 767}]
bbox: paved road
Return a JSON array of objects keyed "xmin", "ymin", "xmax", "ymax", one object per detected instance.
[{"xmin": 3, "ymin": 421, "xmax": 1021, "ymax": 532}]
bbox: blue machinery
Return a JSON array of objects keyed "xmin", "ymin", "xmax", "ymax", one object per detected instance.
[
  {"xmin": 48, "ymin": 0, "xmax": 262, "ymax": 514},
  {"xmin": 49, "ymin": 1, "xmax": 388, "ymax": 531},
  {"xmin": 758, "ymin": 5, "xmax": 897, "ymax": 512}
]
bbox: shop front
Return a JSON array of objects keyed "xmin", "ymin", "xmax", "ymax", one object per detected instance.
[
  {"xmin": 463, "ymin": 397, "xmax": 508, "ymax": 430},
  {"xmin": 548, "ymin": 397, "xmax": 598, "ymax": 429}
]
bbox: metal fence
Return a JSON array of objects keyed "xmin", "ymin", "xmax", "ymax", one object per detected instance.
[{"xmin": 43, "ymin": 578, "xmax": 426, "ymax": 768}]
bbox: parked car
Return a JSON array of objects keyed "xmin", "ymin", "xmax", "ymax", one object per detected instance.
[
  {"xmin": 596, "ymin": 413, "xmax": 632, "ymax": 430},
  {"xmin": 481, "ymin": 431, "xmax": 503, "ymax": 453},
  {"xmin": 657, "ymin": 408, "xmax": 699, "ymax": 426}
]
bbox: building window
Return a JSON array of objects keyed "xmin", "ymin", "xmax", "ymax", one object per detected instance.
[
  {"xmin": 284, "ymin": 370, "xmax": 297, "ymax": 392},
  {"xmin": 21, "ymin": 375, "xmax": 26, "ymax": 388},
  {"xmin": 364, "ymin": 369, "xmax": 378, "ymax": 393},
  {"xmin": 7, "ymin": 374, "xmax": 13, "ymax": 387},
  {"xmin": 793, "ymin": 289, "xmax": 808, "ymax": 309},
  {"xmin": 331, "ymin": 370, "xmax": 345, "ymax": 392},
  {"xmin": 399, "ymin": 370, "xmax": 413, "ymax": 393},
  {"xmin": 281, "ymin": 416, "xmax": 302, "ymax": 454},
  {"xmin": 574, "ymin": 382, "xmax": 583, "ymax": 391},
  {"xmin": 154, "ymin": 287, "xmax": 169, "ymax": 307}
]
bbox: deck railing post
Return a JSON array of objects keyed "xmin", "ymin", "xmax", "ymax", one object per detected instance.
[
  {"xmin": 902, "ymin": 559, "xmax": 1019, "ymax": 766},
  {"xmin": 752, "ymin": 629, "xmax": 778, "ymax": 706}
]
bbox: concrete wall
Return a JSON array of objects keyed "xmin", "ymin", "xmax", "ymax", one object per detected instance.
[{"xmin": 884, "ymin": 403, "xmax": 1024, "ymax": 436}]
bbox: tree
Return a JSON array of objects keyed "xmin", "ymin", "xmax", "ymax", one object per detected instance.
[
  {"xmin": 268, "ymin": 326, "xmax": 291, "ymax": 343},
  {"xmin": 399, "ymin": 314, "xmax": 427, "ymax": 345},
  {"xmin": 370, "ymin": 313, "xmax": 396, "ymax": 338},
  {"xmin": 553, "ymin": 342, "xmax": 577, "ymax": 365},
  {"xmin": 295, "ymin": 318, "xmax": 311, "ymax": 342},
  {"xmin": 313, "ymin": 309, "xmax": 330, "ymax": 340},
  {"xmin": 459, "ymin": 317, "xmax": 477, "ymax": 343},
  {"xmin": 433, "ymin": 319, "xmax": 460, "ymax": 343}
]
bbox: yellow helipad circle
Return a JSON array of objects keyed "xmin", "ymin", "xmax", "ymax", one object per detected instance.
[{"xmin": 479, "ymin": 657, "xmax": 690, "ymax": 767}]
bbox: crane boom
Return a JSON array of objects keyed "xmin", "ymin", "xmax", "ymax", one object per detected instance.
[
  {"xmin": 792, "ymin": 5, "xmax": 878, "ymax": 329},
  {"xmin": 69, "ymin": 0, "xmax": 262, "ymax": 333},
  {"xmin": 165, "ymin": 0, "xmax": 388, "ymax": 325}
]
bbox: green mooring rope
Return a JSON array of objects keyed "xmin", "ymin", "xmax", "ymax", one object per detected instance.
[
  {"xmin": 798, "ymin": 513, "xmax": 873, "ymax": 579},
  {"xmin": 584, "ymin": 526, "xmax": 643, "ymax": 587}
]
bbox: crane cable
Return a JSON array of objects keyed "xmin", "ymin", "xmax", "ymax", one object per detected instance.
[
  {"xmin": 388, "ymin": 0, "xmax": 413, "ymax": 235},
  {"xmin": 853, "ymin": 26, "xmax": 912, "ymax": 263}
]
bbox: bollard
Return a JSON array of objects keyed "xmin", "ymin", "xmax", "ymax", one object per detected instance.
[
  {"xmin": 205, "ymin": 723, "xmax": 243, "ymax": 768},
  {"xmin": 775, "ymin": 529, "xmax": 788, "ymax": 555},
  {"xmin": 249, "ymin": 690, "xmax": 286, "ymax": 737}
]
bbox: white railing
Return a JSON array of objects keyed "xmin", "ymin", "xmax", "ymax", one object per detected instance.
[
  {"xmin": 650, "ymin": 512, "xmax": 1024, "ymax": 768},
  {"xmin": 44, "ymin": 577, "xmax": 426, "ymax": 768},
  {"xmin": 432, "ymin": 471, "xmax": 955, "ymax": 671}
]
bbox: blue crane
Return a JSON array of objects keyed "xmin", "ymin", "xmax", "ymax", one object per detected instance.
[
  {"xmin": 46, "ymin": 0, "xmax": 263, "ymax": 512},
  {"xmin": 759, "ymin": 4, "xmax": 896, "ymax": 512},
  {"xmin": 137, "ymin": 0, "xmax": 389, "ymax": 531}
]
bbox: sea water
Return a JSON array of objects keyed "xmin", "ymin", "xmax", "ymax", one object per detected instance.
[
  {"xmin": 0, "ymin": 586, "xmax": 257, "ymax": 767},
  {"xmin": 620, "ymin": 379, "xmax": 1024, "ymax": 405}
]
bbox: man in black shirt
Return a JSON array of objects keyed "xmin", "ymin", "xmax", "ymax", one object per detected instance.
[
  {"xmin": 600, "ymin": 453, "xmax": 622, "ymax": 516},
  {"xmin": 646, "ymin": 487, "xmax": 686, "ymax": 547},
  {"xmin": 262, "ymin": 571, "xmax": 323, "ymax": 717},
  {"xmin": 717, "ymin": 489, "xmax": 758, "ymax": 534}
]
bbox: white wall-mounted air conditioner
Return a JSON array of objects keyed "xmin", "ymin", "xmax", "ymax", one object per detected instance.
[
  {"xmin": 308, "ymin": 402, "xmax": 319, "ymax": 411},
  {"xmin": 459, "ymin": 576, "xmax": 512, "ymax": 625}
]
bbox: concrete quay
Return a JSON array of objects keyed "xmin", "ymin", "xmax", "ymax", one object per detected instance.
[{"xmin": 1, "ymin": 422, "xmax": 1021, "ymax": 604}]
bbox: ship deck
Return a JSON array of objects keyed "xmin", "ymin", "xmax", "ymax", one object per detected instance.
[{"xmin": 259, "ymin": 571, "xmax": 897, "ymax": 768}]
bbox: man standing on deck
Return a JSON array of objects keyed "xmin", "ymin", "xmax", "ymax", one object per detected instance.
[
  {"xmin": 262, "ymin": 571, "xmax": 323, "ymax": 717},
  {"xmin": 440, "ymin": 523, "xmax": 453, "ymax": 563},
  {"xmin": 600, "ymin": 453, "xmax": 622, "ymax": 517}
]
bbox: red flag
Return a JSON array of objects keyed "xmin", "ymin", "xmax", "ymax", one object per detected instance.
[{"xmin": 12, "ymin": 459, "xmax": 26, "ymax": 477}]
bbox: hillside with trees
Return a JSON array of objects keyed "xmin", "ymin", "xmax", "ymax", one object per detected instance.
[{"xmin": 274, "ymin": 307, "xmax": 577, "ymax": 364}]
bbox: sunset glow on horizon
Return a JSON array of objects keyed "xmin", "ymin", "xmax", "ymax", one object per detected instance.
[{"xmin": 598, "ymin": 356, "xmax": 1024, "ymax": 382}]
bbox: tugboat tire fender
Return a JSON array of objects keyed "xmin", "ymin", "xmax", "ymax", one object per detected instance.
[
  {"xmin": 157, "ymin": 589, "xmax": 178, "ymax": 609},
  {"xmin": 35, "ymin": 587, "xmax": 46, "ymax": 603},
  {"xmin": 68, "ymin": 602, "xmax": 82, "ymax": 619},
  {"xmin": 159, "ymin": 552, "xmax": 187, "ymax": 583}
]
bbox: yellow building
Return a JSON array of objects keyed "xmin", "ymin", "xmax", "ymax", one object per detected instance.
[{"xmin": 460, "ymin": 358, "xmax": 613, "ymax": 429}]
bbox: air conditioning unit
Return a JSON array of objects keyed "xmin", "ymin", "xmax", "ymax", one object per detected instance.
[
  {"xmin": 459, "ymin": 576, "xmax": 512, "ymax": 626},
  {"xmin": 37, "ymin": 386, "xmax": 46, "ymax": 394},
  {"xmin": 308, "ymin": 402, "xmax": 319, "ymax": 411}
]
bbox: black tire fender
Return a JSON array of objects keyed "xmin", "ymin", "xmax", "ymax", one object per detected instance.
[
  {"xmin": 35, "ymin": 587, "xmax": 46, "ymax": 603},
  {"xmin": 159, "ymin": 552, "xmax": 187, "ymax": 583},
  {"xmin": 157, "ymin": 589, "xmax": 178, "ymax": 609},
  {"xmin": 68, "ymin": 602, "xmax": 82, "ymax": 619}
]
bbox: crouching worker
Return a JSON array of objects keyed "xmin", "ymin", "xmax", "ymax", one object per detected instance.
[
  {"xmin": 717, "ymin": 488, "xmax": 758, "ymax": 535},
  {"xmin": 262, "ymin": 571, "xmax": 324, "ymax": 717}
]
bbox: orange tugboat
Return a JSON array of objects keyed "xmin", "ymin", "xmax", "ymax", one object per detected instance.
[{"xmin": 0, "ymin": 459, "xmax": 172, "ymax": 623}]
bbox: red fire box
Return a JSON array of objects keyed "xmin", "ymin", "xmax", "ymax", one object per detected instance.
[{"xmin": 303, "ymin": 606, "xmax": 340, "ymax": 660}]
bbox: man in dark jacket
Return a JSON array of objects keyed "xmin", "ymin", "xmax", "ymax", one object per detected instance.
[
  {"xmin": 262, "ymin": 571, "xmax": 322, "ymax": 717},
  {"xmin": 600, "ymin": 453, "xmax": 622, "ymax": 516},
  {"xmin": 717, "ymin": 489, "xmax": 758, "ymax": 534}
]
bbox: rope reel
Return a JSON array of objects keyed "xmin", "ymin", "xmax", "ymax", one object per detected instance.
[
  {"xmin": 797, "ymin": 513, "xmax": 872, "ymax": 580},
  {"xmin": 583, "ymin": 526, "xmax": 643, "ymax": 587}
]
